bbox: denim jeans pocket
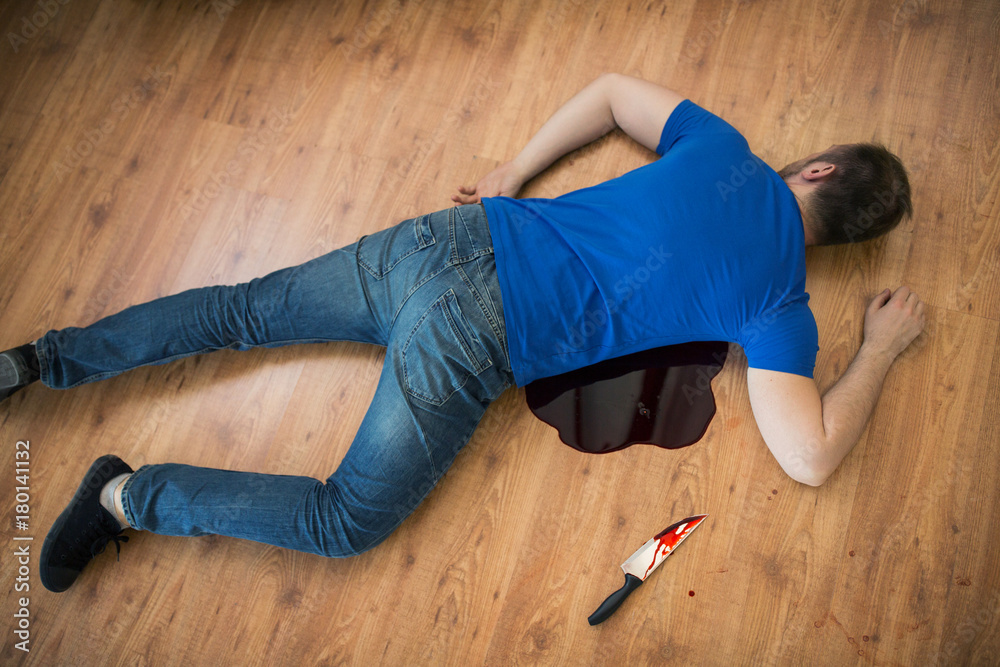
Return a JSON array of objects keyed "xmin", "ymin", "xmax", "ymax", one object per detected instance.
[
  {"xmin": 357, "ymin": 214, "xmax": 436, "ymax": 279},
  {"xmin": 403, "ymin": 289, "xmax": 493, "ymax": 406}
]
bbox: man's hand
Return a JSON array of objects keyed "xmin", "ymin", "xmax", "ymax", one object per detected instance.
[
  {"xmin": 747, "ymin": 285, "xmax": 926, "ymax": 486},
  {"xmin": 451, "ymin": 74, "xmax": 684, "ymax": 205},
  {"xmin": 452, "ymin": 160, "xmax": 527, "ymax": 204},
  {"xmin": 863, "ymin": 286, "xmax": 926, "ymax": 360}
]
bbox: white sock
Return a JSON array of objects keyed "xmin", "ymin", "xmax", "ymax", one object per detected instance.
[{"xmin": 100, "ymin": 473, "xmax": 131, "ymax": 530}]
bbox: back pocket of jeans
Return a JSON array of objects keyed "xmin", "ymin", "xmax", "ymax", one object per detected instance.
[
  {"xmin": 357, "ymin": 214, "xmax": 435, "ymax": 279},
  {"xmin": 403, "ymin": 289, "xmax": 492, "ymax": 406}
]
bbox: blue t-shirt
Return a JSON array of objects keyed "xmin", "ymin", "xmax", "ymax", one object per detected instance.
[{"xmin": 482, "ymin": 100, "xmax": 818, "ymax": 386}]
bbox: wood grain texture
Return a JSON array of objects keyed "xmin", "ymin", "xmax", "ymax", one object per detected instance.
[{"xmin": 1, "ymin": 0, "xmax": 998, "ymax": 664}]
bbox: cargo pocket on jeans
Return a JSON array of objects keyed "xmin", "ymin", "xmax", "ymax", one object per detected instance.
[{"xmin": 403, "ymin": 289, "xmax": 493, "ymax": 406}]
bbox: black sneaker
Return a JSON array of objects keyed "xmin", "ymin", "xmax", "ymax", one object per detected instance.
[
  {"xmin": 1, "ymin": 344, "xmax": 39, "ymax": 403},
  {"xmin": 40, "ymin": 455, "xmax": 133, "ymax": 593}
]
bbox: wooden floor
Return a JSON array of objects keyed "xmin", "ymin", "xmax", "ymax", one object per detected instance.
[{"xmin": 1, "ymin": 0, "xmax": 998, "ymax": 664}]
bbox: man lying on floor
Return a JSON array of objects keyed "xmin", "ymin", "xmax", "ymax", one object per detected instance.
[{"xmin": 0, "ymin": 73, "xmax": 925, "ymax": 593}]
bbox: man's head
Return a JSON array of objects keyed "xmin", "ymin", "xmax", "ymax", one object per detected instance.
[{"xmin": 778, "ymin": 143, "xmax": 912, "ymax": 246}]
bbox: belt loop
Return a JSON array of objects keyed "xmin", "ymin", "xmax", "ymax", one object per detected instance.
[{"xmin": 448, "ymin": 205, "xmax": 458, "ymax": 263}]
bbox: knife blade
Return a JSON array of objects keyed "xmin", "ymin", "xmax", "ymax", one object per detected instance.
[{"xmin": 588, "ymin": 514, "xmax": 708, "ymax": 626}]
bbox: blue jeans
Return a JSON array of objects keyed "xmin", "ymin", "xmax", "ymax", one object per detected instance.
[{"xmin": 37, "ymin": 204, "xmax": 514, "ymax": 557}]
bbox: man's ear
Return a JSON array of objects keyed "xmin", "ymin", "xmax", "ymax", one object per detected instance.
[{"xmin": 801, "ymin": 162, "xmax": 836, "ymax": 181}]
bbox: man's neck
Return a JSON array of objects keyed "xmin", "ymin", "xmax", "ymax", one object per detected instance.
[{"xmin": 786, "ymin": 181, "xmax": 817, "ymax": 247}]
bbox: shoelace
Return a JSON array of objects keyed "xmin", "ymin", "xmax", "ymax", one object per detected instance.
[
  {"xmin": 62, "ymin": 511, "xmax": 129, "ymax": 568},
  {"xmin": 90, "ymin": 530, "xmax": 130, "ymax": 561}
]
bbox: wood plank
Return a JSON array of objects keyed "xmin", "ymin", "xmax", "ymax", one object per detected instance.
[{"xmin": 1, "ymin": 0, "xmax": 998, "ymax": 664}]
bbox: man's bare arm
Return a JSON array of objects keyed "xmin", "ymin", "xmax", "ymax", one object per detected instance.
[
  {"xmin": 747, "ymin": 286, "xmax": 926, "ymax": 486},
  {"xmin": 452, "ymin": 73, "xmax": 684, "ymax": 204}
]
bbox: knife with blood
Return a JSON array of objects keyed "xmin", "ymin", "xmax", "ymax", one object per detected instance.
[{"xmin": 588, "ymin": 514, "xmax": 708, "ymax": 626}]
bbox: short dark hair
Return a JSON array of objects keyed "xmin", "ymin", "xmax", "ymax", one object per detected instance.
[{"xmin": 784, "ymin": 143, "xmax": 913, "ymax": 245}]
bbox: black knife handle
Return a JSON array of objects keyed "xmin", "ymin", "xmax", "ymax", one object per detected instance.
[{"xmin": 588, "ymin": 573, "xmax": 643, "ymax": 626}]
